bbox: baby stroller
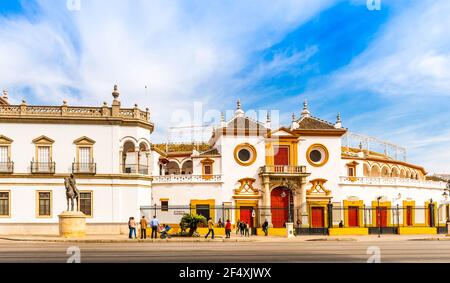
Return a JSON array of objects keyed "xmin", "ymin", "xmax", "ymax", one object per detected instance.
[{"xmin": 160, "ymin": 225, "xmax": 171, "ymax": 239}]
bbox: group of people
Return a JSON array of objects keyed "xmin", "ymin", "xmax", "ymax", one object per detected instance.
[
  {"xmin": 129, "ymin": 216, "xmax": 270, "ymax": 239},
  {"xmin": 128, "ymin": 215, "xmax": 170, "ymax": 239}
]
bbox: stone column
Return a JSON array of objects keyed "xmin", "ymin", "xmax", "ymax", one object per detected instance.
[
  {"xmin": 300, "ymin": 179, "xmax": 309, "ymax": 227},
  {"xmin": 135, "ymin": 150, "xmax": 140, "ymax": 174},
  {"xmin": 262, "ymin": 176, "xmax": 272, "ymax": 227}
]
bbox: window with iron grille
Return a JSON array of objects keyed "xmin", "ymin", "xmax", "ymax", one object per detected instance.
[
  {"xmin": 38, "ymin": 192, "xmax": 51, "ymax": 217},
  {"xmin": 80, "ymin": 192, "xmax": 92, "ymax": 216},
  {"xmin": 0, "ymin": 192, "xmax": 9, "ymax": 216}
]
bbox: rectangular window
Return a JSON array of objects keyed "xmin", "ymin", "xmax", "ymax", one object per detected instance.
[
  {"xmin": 274, "ymin": 146, "xmax": 290, "ymax": 166},
  {"xmin": 161, "ymin": 200, "xmax": 169, "ymax": 212},
  {"xmin": 79, "ymin": 147, "xmax": 91, "ymax": 163},
  {"xmin": 80, "ymin": 192, "xmax": 93, "ymax": 216},
  {"xmin": 348, "ymin": 167, "xmax": 356, "ymax": 177},
  {"xmin": 204, "ymin": 165, "xmax": 212, "ymax": 175},
  {"xmin": 0, "ymin": 146, "xmax": 8, "ymax": 162},
  {"xmin": 0, "ymin": 146, "xmax": 9, "ymax": 172},
  {"xmin": 38, "ymin": 146, "xmax": 51, "ymax": 163},
  {"xmin": 0, "ymin": 191, "xmax": 10, "ymax": 217},
  {"xmin": 38, "ymin": 191, "xmax": 51, "ymax": 217}
]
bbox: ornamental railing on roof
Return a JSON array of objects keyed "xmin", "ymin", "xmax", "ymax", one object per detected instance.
[
  {"xmin": 339, "ymin": 176, "xmax": 446, "ymax": 189},
  {"xmin": 152, "ymin": 174, "xmax": 222, "ymax": 183},
  {"xmin": 0, "ymin": 101, "xmax": 151, "ymax": 124},
  {"xmin": 342, "ymin": 132, "xmax": 407, "ymax": 162}
]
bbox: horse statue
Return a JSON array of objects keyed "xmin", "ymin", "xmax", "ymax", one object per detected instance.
[{"xmin": 64, "ymin": 174, "xmax": 80, "ymax": 212}]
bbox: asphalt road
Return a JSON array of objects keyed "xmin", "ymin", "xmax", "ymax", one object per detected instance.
[{"xmin": 0, "ymin": 239, "xmax": 449, "ymax": 263}]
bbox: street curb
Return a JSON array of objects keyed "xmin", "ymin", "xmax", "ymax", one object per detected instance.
[
  {"xmin": 0, "ymin": 237, "xmax": 256, "ymax": 244},
  {"xmin": 306, "ymin": 238, "xmax": 357, "ymax": 242}
]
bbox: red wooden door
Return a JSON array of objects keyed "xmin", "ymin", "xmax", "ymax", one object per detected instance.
[
  {"xmin": 376, "ymin": 207, "xmax": 388, "ymax": 227},
  {"xmin": 240, "ymin": 207, "xmax": 253, "ymax": 228},
  {"xmin": 271, "ymin": 188, "xmax": 289, "ymax": 228},
  {"xmin": 311, "ymin": 207, "xmax": 325, "ymax": 228},
  {"xmin": 406, "ymin": 206, "xmax": 413, "ymax": 226},
  {"xmin": 348, "ymin": 206, "xmax": 359, "ymax": 227},
  {"xmin": 274, "ymin": 146, "xmax": 289, "ymax": 166}
]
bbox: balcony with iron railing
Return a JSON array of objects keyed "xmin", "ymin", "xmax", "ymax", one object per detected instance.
[
  {"xmin": 259, "ymin": 165, "xmax": 308, "ymax": 176},
  {"xmin": 121, "ymin": 164, "xmax": 150, "ymax": 175},
  {"xmin": 339, "ymin": 176, "xmax": 447, "ymax": 189},
  {"xmin": 0, "ymin": 161, "xmax": 14, "ymax": 174},
  {"xmin": 152, "ymin": 174, "xmax": 223, "ymax": 184},
  {"xmin": 31, "ymin": 161, "xmax": 56, "ymax": 174},
  {"xmin": 72, "ymin": 162, "xmax": 97, "ymax": 174}
]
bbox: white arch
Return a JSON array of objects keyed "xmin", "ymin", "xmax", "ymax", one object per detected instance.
[{"xmin": 370, "ymin": 164, "xmax": 381, "ymax": 177}]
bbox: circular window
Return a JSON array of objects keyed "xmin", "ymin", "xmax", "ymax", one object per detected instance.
[
  {"xmin": 234, "ymin": 144, "xmax": 257, "ymax": 166},
  {"xmin": 306, "ymin": 144, "xmax": 329, "ymax": 167}
]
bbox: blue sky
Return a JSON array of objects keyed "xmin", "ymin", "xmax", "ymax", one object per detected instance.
[{"xmin": 0, "ymin": 0, "xmax": 449, "ymax": 173}]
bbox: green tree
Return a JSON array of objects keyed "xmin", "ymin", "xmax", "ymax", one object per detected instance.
[{"xmin": 180, "ymin": 214, "xmax": 207, "ymax": 237}]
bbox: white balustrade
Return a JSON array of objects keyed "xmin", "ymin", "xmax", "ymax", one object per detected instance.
[
  {"xmin": 339, "ymin": 176, "xmax": 447, "ymax": 189},
  {"xmin": 152, "ymin": 174, "xmax": 222, "ymax": 184}
]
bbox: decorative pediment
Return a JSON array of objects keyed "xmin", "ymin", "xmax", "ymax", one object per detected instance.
[
  {"xmin": 346, "ymin": 161, "xmax": 359, "ymax": 167},
  {"xmin": 234, "ymin": 178, "xmax": 260, "ymax": 198},
  {"xmin": 0, "ymin": 135, "xmax": 13, "ymax": 144},
  {"xmin": 307, "ymin": 179, "xmax": 331, "ymax": 196},
  {"xmin": 73, "ymin": 136, "xmax": 96, "ymax": 145},
  {"xmin": 200, "ymin": 158, "xmax": 214, "ymax": 164},
  {"xmin": 32, "ymin": 135, "xmax": 55, "ymax": 144}
]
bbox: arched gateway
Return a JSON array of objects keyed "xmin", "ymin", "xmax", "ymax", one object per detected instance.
[{"xmin": 271, "ymin": 187, "xmax": 293, "ymax": 228}]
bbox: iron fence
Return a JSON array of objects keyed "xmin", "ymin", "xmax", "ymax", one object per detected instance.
[{"xmin": 140, "ymin": 203, "xmax": 450, "ymax": 234}]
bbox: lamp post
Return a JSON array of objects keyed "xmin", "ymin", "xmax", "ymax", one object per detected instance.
[{"xmin": 377, "ymin": 196, "xmax": 382, "ymax": 238}]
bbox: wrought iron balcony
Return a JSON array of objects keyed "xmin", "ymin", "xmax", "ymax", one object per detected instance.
[
  {"xmin": 0, "ymin": 162, "xmax": 14, "ymax": 174},
  {"xmin": 259, "ymin": 165, "xmax": 308, "ymax": 175},
  {"xmin": 121, "ymin": 164, "xmax": 150, "ymax": 175},
  {"xmin": 72, "ymin": 162, "xmax": 97, "ymax": 174},
  {"xmin": 31, "ymin": 161, "xmax": 55, "ymax": 174}
]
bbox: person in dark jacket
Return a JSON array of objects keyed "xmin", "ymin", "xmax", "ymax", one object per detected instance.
[{"xmin": 262, "ymin": 219, "xmax": 269, "ymax": 236}]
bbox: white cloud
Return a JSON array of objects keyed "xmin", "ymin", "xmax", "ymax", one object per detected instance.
[{"xmin": 0, "ymin": 0, "xmax": 335, "ymax": 140}]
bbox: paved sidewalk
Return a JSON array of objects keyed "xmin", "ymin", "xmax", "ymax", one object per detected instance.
[{"xmin": 0, "ymin": 234, "xmax": 449, "ymax": 243}]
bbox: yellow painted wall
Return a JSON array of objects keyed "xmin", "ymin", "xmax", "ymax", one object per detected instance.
[
  {"xmin": 328, "ymin": 228, "xmax": 369, "ymax": 236},
  {"xmin": 398, "ymin": 227, "xmax": 437, "ymax": 235},
  {"xmin": 256, "ymin": 228, "xmax": 287, "ymax": 236}
]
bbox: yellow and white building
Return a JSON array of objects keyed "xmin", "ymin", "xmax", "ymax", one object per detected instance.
[{"xmin": 0, "ymin": 87, "xmax": 447, "ymax": 236}]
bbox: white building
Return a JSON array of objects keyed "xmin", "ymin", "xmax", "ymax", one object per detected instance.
[{"xmin": 0, "ymin": 87, "xmax": 447, "ymax": 235}]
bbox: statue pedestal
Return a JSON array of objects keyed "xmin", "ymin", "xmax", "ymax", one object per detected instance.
[{"xmin": 58, "ymin": 211, "xmax": 87, "ymax": 238}]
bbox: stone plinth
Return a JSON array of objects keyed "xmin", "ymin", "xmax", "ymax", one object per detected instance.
[{"xmin": 58, "ymin": 211, "xmax": 87, "ymax": 238}]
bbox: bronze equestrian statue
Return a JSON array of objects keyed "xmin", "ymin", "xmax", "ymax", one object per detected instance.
[{"xmin": 64, "ymin": 174, "xmax": 80, "ymax": 211}]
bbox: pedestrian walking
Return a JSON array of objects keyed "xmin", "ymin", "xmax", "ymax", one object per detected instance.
[
  {"xmin": 244, "ymin": 222, "xmax": 250, "ymax": 237},
  {"xmin": 262, "ymin": 219, "xmax": 269, "ymax": 236},
  {"xmin": 236, "ymin": 219, "xmax": 241, "ymax": 235},
  {"xmin": 225, "ymin": 219, "xmax": 232, "ymax": 239},
  {"xmin": 240, "ymin": 221, "xmax": 245, "ymax": 236},
  {"xmin": 150, "ymin": 215, "xmax": 160, "ymax": 239},
  {"xmin": 140, "ymin": 216, "xmax": 148, "ymax": 239},
  {"xmin": 129, "ymin": 217, "xmax": 137, "ymax": 239},
  {"xmin": 205, "ymin": 218, "xmax": 215, "ymax": 239}
]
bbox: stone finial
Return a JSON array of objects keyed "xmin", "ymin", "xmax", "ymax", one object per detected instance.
[
  {"xmin": 292, "ymin": 113, "xmax": 296, "ymax": 122},
  {"xmin": 235, "ymin": 99, "xmax": 245, "ymax": 117},
  {"xmin": 21, "ymin": 99, "xmax": 27, "ymax": 105},
  {"xmin": 112, "ymin": 85, "xmax": 120, "ymax": 100},
  {"xmin": 301, "ymin": 99, "xmax": 310, "ymax": 118},
  {"xmin": 103, "ymin": 102, "xmax": 108, "ymax": 106},
  {"xmin": 134, "ymin": 103, "xmax": 138, "ymax": 108},
  {"xmin": 63, "ymin": 100, "xmax": 68, "ymax": 106},
  {"xmin": 334, "ymin": 112, "xmax": 342, "ymax": 129},
  {"xmin": 2, "ymin": 89, "xmax": 8, "ymax": 100}
]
